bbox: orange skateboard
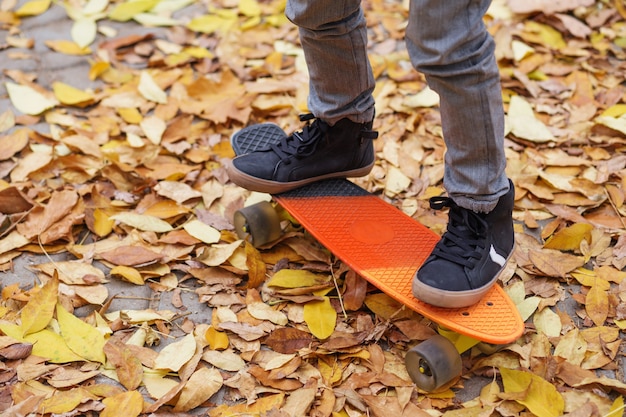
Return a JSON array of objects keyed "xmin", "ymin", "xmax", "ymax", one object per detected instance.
[{"xmin": 230, "ymin": 124, "xmax": 524, "ymax": 392}]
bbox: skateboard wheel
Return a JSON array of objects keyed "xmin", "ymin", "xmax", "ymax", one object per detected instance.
[
  {"xmin": 405, "ymin": 334, "xmax": 462, "ymax": 392},
  {"xmin": 234, "ymin": 201, "xmax": 282, "ymax": 247}
]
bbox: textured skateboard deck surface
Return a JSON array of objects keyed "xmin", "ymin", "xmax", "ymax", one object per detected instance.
[{"xmin": 232, "ymin": 124, "xmax": 524, "ymax": 344}]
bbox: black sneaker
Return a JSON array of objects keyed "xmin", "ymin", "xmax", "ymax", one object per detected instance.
[
  {"xmin": 226, "ymin": 114, "xmax": 378, "ymax": 194},
  {"xmin": 412, "ymin": 181, "xmax": 515, "ymax": 308}
]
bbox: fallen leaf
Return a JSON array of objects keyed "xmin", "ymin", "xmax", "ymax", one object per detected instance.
[
  {"xmin": 154, "ymin": 333, "xmax": 196, "ymax": 372},
  {"xmin": 20, "ymin": 275, "xmax": 58, "ymax": 336},
  {"xmin": 100, "ymin": 390, "xmax": 144, "ymax": 417},
  {"xmin": 500, "ymin": 368, "xmax": 565, "ymax": 417},
  {"xmin": 174, "ymin": 366, "xmax": 223, "ymax": 411},
  {"xmin": 303, "ymin": 297, "xmax": 336, "ymax": 340},
  {"xmin": 56, "ymin": 303, "xmax": 106, "ymax": 363},
  {"xmin": 6, "ymin": 82, "xmax": 58, "ymax": 115}
]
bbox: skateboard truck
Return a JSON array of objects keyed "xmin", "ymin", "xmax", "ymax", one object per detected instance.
[{"xmin": 234, "ymin": 201, "xmax": 282, "ymax": 247}]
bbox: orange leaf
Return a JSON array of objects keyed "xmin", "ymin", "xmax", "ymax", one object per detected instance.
[
  {"xmin": 585, "ymin": 285, "xmax": 609, "ymax": 326},
  {"xmin": 101, "ymin": 391, "xmax": 144, "ymax": 417}
]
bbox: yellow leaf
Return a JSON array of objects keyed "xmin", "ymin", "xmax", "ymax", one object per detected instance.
[
  {"xmin": 364, "ymin": 292, "xmax": 414, "ymax": 321},
  {"xmin": 553, "ymin": 329, "xmax": 587, "ymax": 366},
  {"xmin": 174, "ymin": 367, "xmax": 223, "ymax": 411},
  {"xmin": 533, "ymin": 307, "xmax": 561, "ymax": 338},
  {"xmin": 523, "ymin": 21, "xmax": 566, "ymax": 49},
  {"xmin": 318, "ymin": 356, "xmax": 343, "ymax": 386},
  {"xmin": 205, "ymin": 326, "xmax": 229, "ymax": 350},
  {"xmin": 39, "ymin": 387, "xmax": 97, "ymax": 414},
  {"xmin": 142, "ymin": 200, "xmax": 190, "ymax": 219},
  {"xmin": 608, "ymin": 396, "xmax": 625, "ymax": 417},
  {"xmin": 110, "ymin": 212, "xmax": 173, "ymax": 233},
  {"xmin": 140, "ymin": 115, "xmax": 166, "ymax": 144},
  {"xmin": 507, "ymin": 95, "xmax": 555, "ymax": 143},
  {"xmin": 154, "ymin": 333, "xmax": 196, "ymax": 372},
  {"xmin": 202, "ymin": 349, "xmax": 245, "ymax": 371},
  {"xmin": 52, "ymin": 82, "xmax": 94, "ymax": 107},
  {"xmin": 600, "ymin": 104, "xmax": 626, "ymax": 118},
  {"xmin": 183, "ymin": 219, "xmax": 221, "ymax": 244},
  {"xmin": 197, "ymin": 240, "xmax": 242, "ymax": 267},
  {"xmin": 89, "ymin": 61, "xmax": 110, "ymax": 81},
  {"xmin": 500, "ymin": 368, "xmax": 564, "ymax": 417},
  {"xmin": 15, "ymin": 0, "xmax": 51, "ymax": 16},
  {"xmin": 21, "ymin": 276, "xmax": 58, "ymax": 336},
  {"xmin": 571, "ymin": 268, "xmax": 611, "ymax": 290},
  {"xmin": 117, "ymin": 107, "xmax": 143, "ymax": 124},
  {"xmin": 138, "ymin": 71, "xmax": 167, "ymax": 104},
  {"xmin": 585, "ymin": 284, "xmax": 609, "ymax": 326},
  {"xmin": 134, "ymin": 12, "xmax": 180, "ymax": 26},
  {"xmin": 45, "ymin": 40, "xmax": 91, "ymax": 55},
  {"xmin": 238, "ymin": 0, "xmax": 261, "ymax": 17},
  {"xmin": 6, "ymin": 82, "xmax": 57, "ymax": 115},
  {"xmin": 303, "ymin": 297, "xmax": 336, "ymax": 340},
  {"xmin": 110, "ymin": 265, "xmax": 144, "ymax": 285},
  {"xmin": 0, "ymin": 322, "xmax": 84, "ymax": 363},
  {"xmin": 186, "ymin": 13, "xmax": 237, "ymax": 34},
  {"xmin": 543, "ymin": 223, "xmax": 593, "ymax": 251},
  {"xmin": 247, "ymin": 302, "xmax": 288, "ymax": 325},
  {"xmin": 266, "ymin": 269, "xmax": 330, "ymax": 289},
  {"xmin": 108, "ymin": 0, "xmax": 159, "ymax": 21},
  {"xmin": 83, "ymin": 0, "xmax": 109, "ymax": 15},
  {"xmin": 56, "ymin": 303, "xmax": 106, "ymax": 363},
  {"xmin": 71, "ymin": 18, "xmax": 97, "ymax": 48},
  {"xmin": 101, "ymin": 390, "xmax": 144, "ymax": 417},
  {"xmin": 143, "ymin": 372, "xmax": 179, "ymax": 399},
  {"xmin": 93, "ymin": 208, "xmax": 114, "ymax": 237},
  {"xmin": 183, "ymin": 45, "xmax": 213, "ymax": 59}
]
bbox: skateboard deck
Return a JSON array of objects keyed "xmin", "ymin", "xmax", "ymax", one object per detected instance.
[{"xmin": 230, "ymin": 123, "xmax": 524, "ymax": 345}]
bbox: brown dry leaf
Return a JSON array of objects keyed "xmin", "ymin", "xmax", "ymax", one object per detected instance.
[
  {"xmin": 245, "ymin": 242, "xmax": 267, "ymax": 288},
  {"xmin": 209, "ymin": 392, "xmax": 285, "ymax": 417},
  {"xmin": 99, "ymin": 245, "xmax": 164, "ymax": 266},
  {"xmin": 46, "ymin": 367, "xmax": 101, "ymax": 389},
  {"xmin": 103, "ymin": 339, "xmax": 143, "ymax": 390},
  {"xmin": 249, "ymin": 364, "xmax": 303, "ymax": 391},
  {"xmin": 264, "ymin": 327, "xmax": 314, "ymax": 354},
  {"xmin": 174, "ymin": 366, "xmax": 223, "ymax": 411},
  {"xmin": 16, "ymin": 189, "xmax": 78, "ymax": 239},
  {"xmin": 0, "ymin": 186, "xmax": 33, "ymax": 214},
  {"xmin": 343, "ymin": 269, "xmax": 368, "ymax": 311},
  {"xmin": 527, "ymin": 248, "xmax": 585, "ymax": 278}
]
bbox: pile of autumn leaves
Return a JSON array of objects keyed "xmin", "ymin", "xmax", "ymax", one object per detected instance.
[{"xmin": 2, "ymin": 0, "xmax": 626, "ymax": 415}]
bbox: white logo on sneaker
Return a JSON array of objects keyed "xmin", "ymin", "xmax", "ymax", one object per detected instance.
[{"xmin": 489, "ymin": 245, "xmax": 506, "ymax": 267}]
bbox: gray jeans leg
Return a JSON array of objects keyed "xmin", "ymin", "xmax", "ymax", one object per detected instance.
[
  {"xmin": 286, "ymin": 0, "xmax": 376, "ymax": 125},
  {"xmin": 406, "ymin": 0, "xmax": 509, "ymax": 212}
]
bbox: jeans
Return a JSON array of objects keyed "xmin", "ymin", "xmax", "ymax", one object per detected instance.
[{"xmin": 285, "ymin": 0, "xmax": 509, "ymax": 212}]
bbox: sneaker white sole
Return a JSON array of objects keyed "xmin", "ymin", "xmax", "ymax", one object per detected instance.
[{"xmin": 411, "ymin": 247, "xmax": 514, "ymax": 309}]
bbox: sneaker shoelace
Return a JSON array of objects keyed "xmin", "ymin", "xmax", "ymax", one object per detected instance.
[
  {"xmin": 270, "ymin": 114, "xmax": 328, "ymax": 161},
  {"xmin": 429, "ymin": 197, "xmax": 489, "ymax": 269}
]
